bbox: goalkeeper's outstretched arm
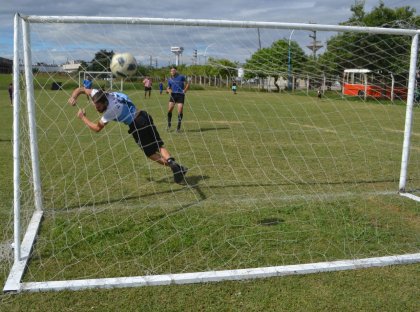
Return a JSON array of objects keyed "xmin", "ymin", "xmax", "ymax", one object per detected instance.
[
  {"xmin": 68, "ymin": 87, "xmax": 105, "ymax": 133},
  {"xmin": 77, "ymin": 109, "xmax": 105, "ymax": 133},
  {"xmin": 68, "ymin": 87, "xmax": 92, "ymax": 107}
]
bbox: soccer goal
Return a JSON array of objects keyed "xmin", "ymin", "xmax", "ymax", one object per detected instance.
[{"xmin": 4, "ymin": 13, "xmax": 420, "ymax": 293}]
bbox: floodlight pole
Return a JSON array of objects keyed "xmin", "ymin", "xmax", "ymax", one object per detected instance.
[
  {"xmin": 287, "ymin": 30, "xmax": 295, "ymax": 90},
  {"xmin": 171, "ymin": 46, "xmax": 184, "ymax": 66},
  {"xmin": 204, "ymin": 43, "xmax": 214, "ymax": 64}
]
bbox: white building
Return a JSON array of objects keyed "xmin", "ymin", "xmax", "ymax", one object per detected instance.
[
  {"xmin": 237, "ymin": 67, "xmax": 244, "ymax": 80},
  {"xmin": 17, "ymin": 60, "xmax": 84, "ymax": 73},
  {"xmin": 19, "ymin": 62, "xmax": 63, "ymax": 73},
  {"xmin": 62, "ymin": 60, "xmax": 82, "ymax": 73}
]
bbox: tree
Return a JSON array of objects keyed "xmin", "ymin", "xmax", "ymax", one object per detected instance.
[
  {"xmin": 207, "ymin": 58, "xmax": 238, "ymax": 78},
  {"xmin": 87, "ymin": 49, "xmax": 114, "ymax": 72},
  {"xmin": 136, "ymin": 63, "xmax": 151, "ymax": 77},
  {"xmin": 318, "ymin": 2, "xmax": 420, "ymax": 77},
  {"xmin": 78, "ymin": 61, "xmax": 89, "ymax": 72},
  {"xmin": 348, "ymin": 0, "xmax": 366, "ymax": 24},
  {"xmin": 244, "ymin": 39, "xmax": 308, "ymax": 91},
  {"xmin": 82, "ymin": 50, "xmax": 153, "ymax": 77}
]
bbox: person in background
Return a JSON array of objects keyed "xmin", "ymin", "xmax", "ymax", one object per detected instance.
[
  {"xmin": 166, "ymin": 67, "xmax": 189, "ymax": 132},
  {"xmin": 317, "ymin": 87, "xmax": 322, "ymax": 99},
  {"xmin": 232, "ymin": 81, "xmax": 237, "ymax": 95},
  {"xmin": 83, "ymin": 78, "xmax": 93, "ymax": 90},
  {"xmin": 142, "ymin": 76, "xmax": 152, "ymax": 99},
  {"xmin": 83, "ymin": 78, "xmax": 93, "ymax": 102},
  {"xmin": 8, "ymin": 83, "xmax": 13, "ymax": 105},
  {"xmin": 159, "ymin": 80, "xmax": 164, "ymax": 95}
]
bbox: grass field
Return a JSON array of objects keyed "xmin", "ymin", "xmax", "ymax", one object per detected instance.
[{"xmin": 1, "ymin": 80, "xmax": 419, "ymax": 310}]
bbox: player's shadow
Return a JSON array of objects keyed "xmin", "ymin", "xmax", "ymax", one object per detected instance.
[
  {"xmin": 148, "ymin": 173, "xmax": 207, "ymax": 185},
  {"xmin": 183, "ymin": 174, "xmax": 208, "ymax": 187},
  {"xmin": 183, "ymin": 175, "xmax": 209, "ymax": 201},
  {"xmin": 60, "ymin": 174, "xmax": 210, "ymax": 213},
  {"xmin": 47, "ymin": 174, "xmax": 398, "ymax": 218},
  {"xmin": 149, "ymin": 174, "xmax": 209, "ymax": 201},
  {"xmin": 145, "ymin": 174, "xmax": 210, "ymax": 222},
  {"xmin": 185, "ymin": 126, "xmax": 230, "ymax": 133}
]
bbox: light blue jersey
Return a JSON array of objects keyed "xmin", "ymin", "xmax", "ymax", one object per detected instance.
[{"xmin": 96, "ymin": 91, "xmax": 137, "ymax": 126}]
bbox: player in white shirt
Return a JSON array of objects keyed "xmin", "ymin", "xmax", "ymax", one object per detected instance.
[{"xmin": 68, "ymin": 87, "xmax": 187, "ymax": 183}]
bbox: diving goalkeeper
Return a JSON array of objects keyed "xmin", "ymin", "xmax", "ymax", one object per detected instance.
[{"xmin": 68, "ymin": 87, "xmax": 188, "ymax": 183}]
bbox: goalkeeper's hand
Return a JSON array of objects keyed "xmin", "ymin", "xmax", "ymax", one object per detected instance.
[
  {"xmin": 68, "ymin": 96, "xmax": 77, "ymax": 106},
  {"xmin": 77, "ymin": 109, "xmax": 86, "ymax": 119}
]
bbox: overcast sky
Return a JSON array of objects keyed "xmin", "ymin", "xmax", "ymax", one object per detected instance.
[{"xmin": 1, "ymin": 0, "xmax": 419, "ymax": 65}]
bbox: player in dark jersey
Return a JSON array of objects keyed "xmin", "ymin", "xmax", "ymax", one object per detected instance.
[{"xmin": 166, "ymin": 66, "xmax": 189, "ymax": 132}]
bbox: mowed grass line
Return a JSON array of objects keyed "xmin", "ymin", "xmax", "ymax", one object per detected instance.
[{"xmin": 1, "ymin": 87, "xmax": 419, "ymax": 309}]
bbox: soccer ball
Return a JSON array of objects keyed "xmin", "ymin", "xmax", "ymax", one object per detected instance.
[{"xmin": 110, "ymin": 52, "xmax": 137, "ymax": 78}]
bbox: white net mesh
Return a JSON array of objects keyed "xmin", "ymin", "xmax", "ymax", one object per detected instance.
[{"xmin": 10, "ymin": 18, "xmax": 420, "ymax": 288}]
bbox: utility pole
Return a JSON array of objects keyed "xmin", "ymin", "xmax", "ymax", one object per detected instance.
[
  {"xmin": 288, "ymin": 30, "xmax": 295, "ymax": 90},
  {"xmin": 306, "ymin": 30, "xmax": 323, "ymax": 59},
  {"xmin": 192, "ymin": 49, "xmax": 198, "ymax": 65},
  {"xmin": 257, "ymin": 28, "xmax": 262, "ymax": 50}
]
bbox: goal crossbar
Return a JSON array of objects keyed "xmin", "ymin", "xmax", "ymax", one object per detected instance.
[{"xmin": 21, "ymin": 14, "xmax": 420, "ymax": 36}]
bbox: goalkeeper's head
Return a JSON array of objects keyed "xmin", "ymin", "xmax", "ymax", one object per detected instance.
[{"xmin": 91, "ymin": 89, "xmax": 108, "ymax": 113}]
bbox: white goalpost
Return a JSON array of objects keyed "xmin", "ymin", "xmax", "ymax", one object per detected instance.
[
  {"xmin": 4, "ymin": 13, "xmax": 420, "ymax": 293},
  {"xmin": 399, "ymin": 34, "xmax": 420, "ymax": 200}
]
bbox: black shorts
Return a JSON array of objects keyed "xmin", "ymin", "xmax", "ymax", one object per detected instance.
[
  {"xmin": 169, "ymin": 93, "xmax": 185, "ymax": 104},
  {"xmin": 128, "ymin": 111, "xmax": 164, "ymax": 157},
  {"xmin": 144, "ymin": 87, "xmax": 152, "ymax": 91}
]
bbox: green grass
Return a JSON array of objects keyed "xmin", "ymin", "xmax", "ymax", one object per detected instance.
[{"xmin": 1, "ymin": 77, "xmax": 419, "ymax": 310}]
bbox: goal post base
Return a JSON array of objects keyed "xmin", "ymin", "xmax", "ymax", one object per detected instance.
[
  {"xmin": 10, "ymin": 253, "xmax": 420, "ymax": 293},
  {"xmin": 399, "ymin": 192, "xmax": 420, "ymax": 202},
  {"xmin": 3, "ymin": 210, "xmax": 43, "ymax": 293}
]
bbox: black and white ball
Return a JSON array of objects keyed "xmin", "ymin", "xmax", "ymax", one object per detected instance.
[{"xmin": 110, "ymin": 53, "xmax": 137, "ymax": 78}]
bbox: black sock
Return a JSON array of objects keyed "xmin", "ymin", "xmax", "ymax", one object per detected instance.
[
  {"xmin": 177, "ymin": 113, "xmax": 183, "ymax": 129},
  {"xmin": 167, "ymin": 112, "xmax": 172, "ymax": 127},
  {"xmin": 167, "ymin": 157, "xmax": 175, "ymax": 167},
  {"xmin": 167, "ymin": 157, "xmax": 179, "ymax": 172}
]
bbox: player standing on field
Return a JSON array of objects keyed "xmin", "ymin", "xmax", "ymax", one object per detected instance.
[
  {"xmin": 166, "ymin": 66, "xmax": 189, "ymax": 132},
  {"xmin": 231, "ymin": 81, "xmax": 237, "ymax": 94},
  {"xmin": 68, "ymin": 87, "xmax": 188, "ymax": 184},
  {"xmin": 8, "ymin": 83, "xmax": 13, "ymax": 105},
  {"xmin": 142, "ymin": 76, "xmax": 152, "ymax": 99}
]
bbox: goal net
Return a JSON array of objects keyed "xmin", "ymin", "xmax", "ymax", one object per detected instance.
[
  {"xmin": 4, "ymin": 14, "xmax": 420, "ymax": 292},
  {"xmin": 78, "ymin": 71, "xmax": 114, "ymax": 91}
]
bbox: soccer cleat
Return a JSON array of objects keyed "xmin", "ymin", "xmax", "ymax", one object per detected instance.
[
  {"xmin": 179, "ymin": 165, "xmax": 188, "ymax": 175},
  {"xmin": 167, "ymin": 157, "xmax": 188, "ymax": 183},
  {"xmin": 172, "ymin": 164, "xmax": 188, "ymax": 184}
]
